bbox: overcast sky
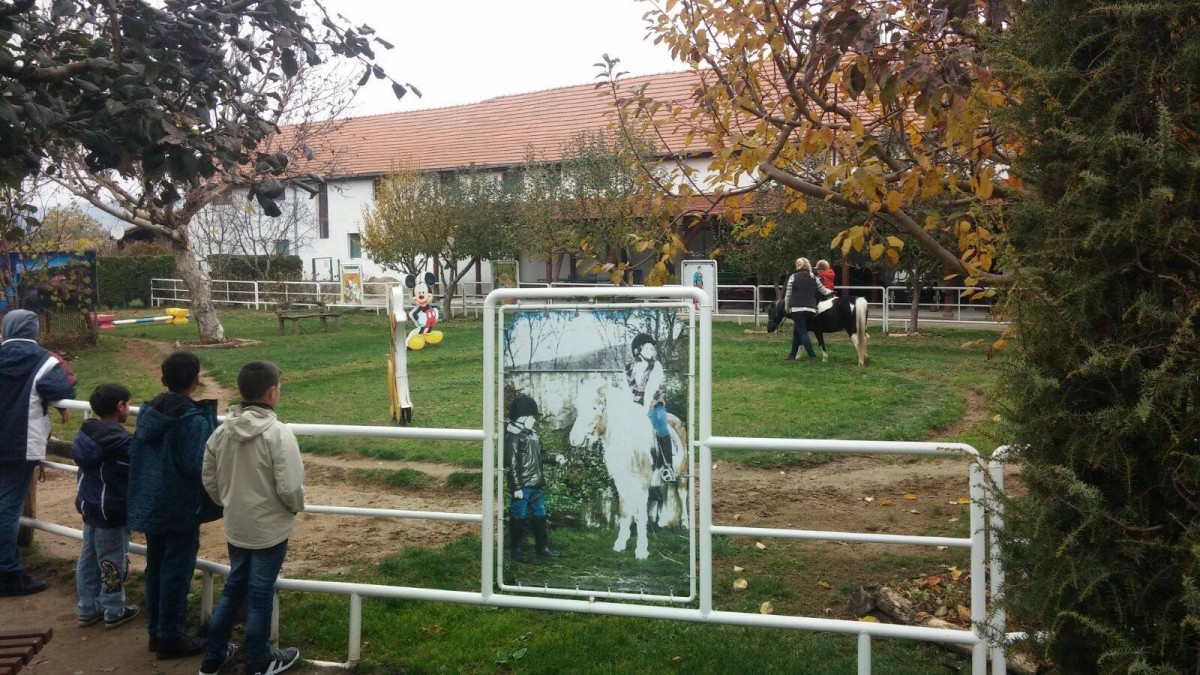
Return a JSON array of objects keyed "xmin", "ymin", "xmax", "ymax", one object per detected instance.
[{"xmin": 330, "ymin": 0, "xmax": 684, "ymax": 117}]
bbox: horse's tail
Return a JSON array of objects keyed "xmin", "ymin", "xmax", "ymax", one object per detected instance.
[{"xmin": 854, "ymin": 296, "xmax": 869, "ymax": 366}]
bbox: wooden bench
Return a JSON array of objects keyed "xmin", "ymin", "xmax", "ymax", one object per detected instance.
[
  {"xmin": 275, "ymin": 303, "xmax": 342, "ymax": 336},
  {"xmin": 0, "ymin": 628, "xmax": 52, "ymax": 675}
]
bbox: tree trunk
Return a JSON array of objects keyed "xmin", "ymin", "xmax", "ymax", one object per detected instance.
[
  {"xmin": 171, "ymin": 241, "xmax": 226, "ymax": 343},
  {"xmin": 909, "ymin": 272, "xmax": 922, "ymax": 334}
]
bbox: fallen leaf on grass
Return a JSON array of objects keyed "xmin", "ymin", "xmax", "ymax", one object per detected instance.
[
  {"xmin": 733, "ymin": 578, "xmax": 748, "ymax": 591},
  {"xmin": 915, "ymin": 611, "xmax": 931, "ymax": 621},
  {"xmin": 903, "ymin": 493, "xmax": 917, "ymax": 500},
  {"xmin": 908, "ymin": 509, "xmax": 919, "ymax": 514},
  {"xmin": 672, "ymin": 656, "xmax": 684, "ymax": 663},
  {"xmin": 879, "ymin": 498, "xmax": 893, "ymax": 506},
  {"xmin": 733, "ymin": 513, "xmax": 741, "ymax": 521},
  {"xmin": 760, "ymin": 601, "xmax": 774, "ymax": 614},
  {"xmin": 858, "ymin": 615, "xmax": 879, "ymax": 623},
  {"xmin": 755, "ymin": 541, "xmax": 767, "ymax": 550},
  {"xmin": 863, "ymin": 496, "xmax": 874, "ymax": 502},
  {"xmin": 936, "ymin": 546, "xmax": 948, "ymax": 551},
  {"xmin": 956, "ymin": 497, "xmax": 971, "ymax": 505},
  {"xmin": 957, "ymin": 604, "xmax": 971, "ymax": 620},
  {"xmin": 927, "ymin": 576, "xmax": 944, "ymax": 587},
  {"xmin": 816, "ymin": 580, "xmax": 832, "ymax": 589},
  {"xmin": 733, "ymin": 565, "xmax": 744, "ymax": 572}
]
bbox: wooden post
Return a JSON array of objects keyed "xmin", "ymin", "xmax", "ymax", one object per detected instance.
[{"xmin": 17, "ymin": 472, "xmax": 35, "ymax": 548}]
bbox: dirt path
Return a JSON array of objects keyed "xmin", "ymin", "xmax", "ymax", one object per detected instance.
[{"xmin": 125, "ymin": 338, "xmax": 234, "ymax": 410}]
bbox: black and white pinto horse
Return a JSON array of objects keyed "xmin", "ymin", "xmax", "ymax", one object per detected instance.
[{"xmin": 766, "ymin": 296, "xmax": 870, "ymax": 366}]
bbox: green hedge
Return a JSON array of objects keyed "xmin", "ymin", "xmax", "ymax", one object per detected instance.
[
  {"xmin": 208, "ymin": 255, "xmax": 303, "ymax": 281},
  {"xmin": 97, "ymin": 255, "xmax": 175, "ymax": 308}
]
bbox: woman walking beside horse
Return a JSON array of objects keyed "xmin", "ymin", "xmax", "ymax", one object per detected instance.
[{"xmin": 782, "ymin": 258, "xmax": 835, "ymax": 363}]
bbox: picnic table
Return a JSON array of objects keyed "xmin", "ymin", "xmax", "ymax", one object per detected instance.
[
  {"xmin": 0, "ymin": 627, "xmax": 52, "ymax": 674},
  {"xmin": 275, "ymin": 303, "xmax": 343, "ymax": 336}
]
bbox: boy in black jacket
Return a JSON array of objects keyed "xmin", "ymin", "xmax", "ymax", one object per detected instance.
[{"xmin": 73, "ymin": 383, "xmax": 139, "ymax": 628}]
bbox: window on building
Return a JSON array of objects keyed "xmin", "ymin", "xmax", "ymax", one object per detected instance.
[
  {"xmin": 348, "ymin": 233, "xmax": 362, "ymax": 259},
  {"xmin": 274, "ymin": 239, "xmax": 290, "ymax": 255},
  {"xmin": 318, "ymin": 182, "xmax": 329, "ymax": 239}
]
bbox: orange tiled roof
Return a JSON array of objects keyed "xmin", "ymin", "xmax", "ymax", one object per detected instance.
[
  {"xmin": 291, "ymin": 67, "xmax": 880, "ymax": 180},
  {"xmin": 295, "ymin": 71, "xmax": 704, "ymax": 178}
]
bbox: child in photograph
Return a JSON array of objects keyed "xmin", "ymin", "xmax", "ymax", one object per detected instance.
[
  {"xmin": 201, "ymin": 361, "xmax": 305, "ymax": 675},
  {"xmin": 505, "ymin": 394, "xmax": 564, "ymax": 562},
  {"xmin": 127, "ymin": 351, "xmax": 220, "ymax": 660},
  {"xmin": 626, "ymin": 333, "xmax": 675, "ymax": 483},
  {"xmin": 73, "ymin": 382, "xmax": 139, "ymax": 629}
]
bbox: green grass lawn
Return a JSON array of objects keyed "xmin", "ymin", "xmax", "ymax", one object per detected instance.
[
  {"xmin": 58, "ymin": 309, "xmax": 1004, "ymax": 465},
  {"xmin": 51, "ymin": 307, "xmax": 1004, "ymax": 673}
]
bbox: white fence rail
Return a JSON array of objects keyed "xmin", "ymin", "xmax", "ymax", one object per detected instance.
[
  {"xmin": 26, "ymin": 398, "xmax": 1017, "ymax": 674},
  {"xmin": 151, "ymin": 278, "xmax": 1006, "ymax": 330}
]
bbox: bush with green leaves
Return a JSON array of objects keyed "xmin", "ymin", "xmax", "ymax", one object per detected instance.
[
  {"xmin": 97, "ymin": 255, "xmax": 174, "ymax": 309},
  {"xmin": 992, "ymin": 2, "xmax": 1200, "ymax": 669}
]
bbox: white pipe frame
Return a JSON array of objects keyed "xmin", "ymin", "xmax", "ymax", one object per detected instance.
[{"xmin": 28, "ymin": 286, "xmax": 1010, "ymax": 673}]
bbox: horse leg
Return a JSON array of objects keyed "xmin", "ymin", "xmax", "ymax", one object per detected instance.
[
  {"xmin": 633, "ymin": 500, "xmax": 650, "ymax": 560},
  {"xmin": 613, "ymin": 506, "xmax": 633, "ymax": 552},
  {"xmin": 815, "ymin": 330, "xmax": 829, "ymax": 362}
]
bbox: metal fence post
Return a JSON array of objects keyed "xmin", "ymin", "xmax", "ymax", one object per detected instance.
[
  {"xmin": 857, "ymin": 632, "xmax": 871, "ymax": 675},
  {"xmin": 201, "ymin": 570, "xmax": 214, "ymax": 626},
  {"xmin": 348, "ymin": 592, "xmax": 363, "ymax": 667},
  {"xmin": 270, "ymin": 590, "xmax": 280, "ymax": 647},
  {"xmin": 253, "ymin": 281, "xmax": 260, "ymax": 310}
]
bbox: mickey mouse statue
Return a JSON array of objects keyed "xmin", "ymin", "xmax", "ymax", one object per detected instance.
[{"xmin": 406, "ymin": 272, "xmax": 443, "ymax": 350}]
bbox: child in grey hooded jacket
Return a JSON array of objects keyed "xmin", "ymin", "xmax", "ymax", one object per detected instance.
[{"xmin": 200, "ymin": 361, "xmax": 304, "ymax": 675}]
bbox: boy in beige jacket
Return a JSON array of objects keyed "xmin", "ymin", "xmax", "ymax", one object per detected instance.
[{"xmin": 200, "ymin": 361, "xmax": 305, "ymax": 675}]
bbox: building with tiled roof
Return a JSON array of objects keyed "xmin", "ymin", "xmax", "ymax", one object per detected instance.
[{"xmin": 282, "ymin": 70, "xmax": 723, "ymax": 283}]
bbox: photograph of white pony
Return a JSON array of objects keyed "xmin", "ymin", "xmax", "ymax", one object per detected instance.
[{"xmin": 569, "ymin": 378, "xmax": 688, "ymax": 560}]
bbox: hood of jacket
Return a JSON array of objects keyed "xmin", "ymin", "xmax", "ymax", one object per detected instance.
[
  {"xmin": 221, "ymin": 403, "xmax": 277, "ymax": 441},
  {"xmin": 75, "ymin": 419, "xmax": 131, "ymax": 464},
  {"xmin": 0, "ymin": 310, "xmax": 45, "ymax": 379},
  {"xmin": 136, "ymin": 392, "xmax": 202, "ymax": 442}
]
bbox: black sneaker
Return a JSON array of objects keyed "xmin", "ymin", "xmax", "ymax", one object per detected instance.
[
  {"xmin": 198, "ymin": 644, "xmax": 237, "ymax": 675},
  {"xmin": 248, "ymin": 646, "xmax": 300, "ymax": 675},
  {"xmin": 0, "ymin": 572, "xmax": 47, "ymax": 597},
  {"xmin": 105, "ymin": 605, "xmax": 140, "ymax": 629},
  {"xmin": 156, "ymin": 634, "xmax": 206, "ymax": 659},
  {"xmin": 78, "ymin": 614, "xmax": 103, "ymax": 628}
]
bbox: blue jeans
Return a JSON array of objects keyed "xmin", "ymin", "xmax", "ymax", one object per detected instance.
[
  {"xmin": 0, "ymin": 462, "xmax": 36, "ymax": 574},
  {"xmin": 789, "ymin": 311, "xmax": 816, "ymax": 359},
  {"xmin": 648, "ymin": 405, "xmax": 669, "ymax": 437},
  {"xmin": 76, "ymin": 524, "xmax": 130, "ymax": 620},
  {"xmin": 144, "ymin": 528, "xmax": 200, "ymax": 642},
  {"xmin": 510, "ymin": 487, "xmax": 546, "ymax": 520},
  {"xmin": 204, "ymin": 540, "xmax": 288, "ymax": 668}
]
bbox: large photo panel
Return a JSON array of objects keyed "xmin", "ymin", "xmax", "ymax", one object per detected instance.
[{"xmin": 500, "ymin": 306, "xmax": 694, "ymax": 600}]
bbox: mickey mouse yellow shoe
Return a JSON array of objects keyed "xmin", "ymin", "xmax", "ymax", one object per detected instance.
[
  {"xmin": 407, "ymin": 335, "xmax": 426, "ymax": 350},
  {"xmin": 425, "ymin": 330, "xmax": 444, "ymax": 345}
]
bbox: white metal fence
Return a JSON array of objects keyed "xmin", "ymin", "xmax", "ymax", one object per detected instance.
[
  {"xmin": 151, "ymin": 278, "xmax": 1007, "ymax": 331},
  {"xmin": 27, "ymin": 285, "xmax": 1026, "ymax": 672}
]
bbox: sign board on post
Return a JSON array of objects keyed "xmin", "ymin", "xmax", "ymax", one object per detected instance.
[
  {"xmin": 680, "ymin": 260, "xmax": 717, "ymax": 313},
  {"xmin": 491, "ymin": 260, "xmax": 519, "ymax": 291},
  {"xmin": 495, "ymin": 300, "xmax": 697, "ymax": 602},
  {"xmin": 339, "ymin": 263, "xmax": 363, "ymax": 305},
  {"xmin": 387, "ymin": 285, "xmax": 413, "ymax": 423}
]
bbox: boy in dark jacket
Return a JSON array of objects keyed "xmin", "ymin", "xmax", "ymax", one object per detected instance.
[
  {"xmin": 0, "ymin": 309, "xmax": 75, "ymax": 597},
  {"xmin": 504, "ymin": 394, "xmax": 564, "ymax": 562},
  {"xmin": 73, "ymin": 382, "xmax": 139, "ymax": 629},
  {"xmin": 128, "ymin": 351, "xmax": 220, "ymax": 660}
]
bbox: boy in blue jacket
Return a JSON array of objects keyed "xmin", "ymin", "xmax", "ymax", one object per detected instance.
[
  {"xmin": 128, "ymin": 351, "xmax": 220, "ymax": 660},
  {"xmin": 73, "ymin": 382, "xmax": 139, "ymax": 629},
  {"xmin": 0, "ymin": 309, "xmax": 75, "ymax": 597}
]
